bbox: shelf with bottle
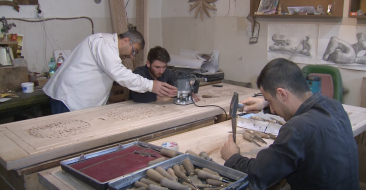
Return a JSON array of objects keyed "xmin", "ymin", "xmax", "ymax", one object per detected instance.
[
  {"xmin": 56, "ymin": 53, "xmax": 64, "ymax": 70},
  {"xmin": 48, "ymin": 58, "xmax": 56, "ymax": 78}
]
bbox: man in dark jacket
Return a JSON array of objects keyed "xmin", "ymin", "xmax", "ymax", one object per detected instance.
[
  {"xmin": 130, "ymin": 46, "xmax": 199, "ymax": 103},
  {"xmin": 220, "ymin": 58, "xmax": 359, "ymax": 190}
]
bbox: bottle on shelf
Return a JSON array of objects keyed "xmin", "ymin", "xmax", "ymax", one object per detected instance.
[
  {"xmin": 48, "ymin": 57, "xmax": 56, "ymax": 78},
  {"xmin": 56, "ymin": 53, "xmax": 64, "ymax": 70}
]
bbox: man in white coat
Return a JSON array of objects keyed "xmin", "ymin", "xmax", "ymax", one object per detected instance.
[{"xmin": 43, "ymin": 30, "xmax": 177, "ymax": 114}]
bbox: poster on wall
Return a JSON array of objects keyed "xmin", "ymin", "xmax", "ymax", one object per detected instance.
[
  {"xmin": 267, "ymin": 23, "xmax": 318, "ymax": 64},
  {"xmin": 317, "ymin": 25, "xmax": 366, "ymax": 71}
]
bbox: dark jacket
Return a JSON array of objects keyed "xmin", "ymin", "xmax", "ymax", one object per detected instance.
[
  {"xmin": 225, "ymin": 93, "xmax": 359, "ymax": 190},
  {"xmin": 130, "ymin": 65, "xmax": 176, "ymax": 103}
]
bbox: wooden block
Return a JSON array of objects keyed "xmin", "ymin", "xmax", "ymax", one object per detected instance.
[{"xmin": 0, "ymin": 66, "xmax": 28, "ymax": 92}]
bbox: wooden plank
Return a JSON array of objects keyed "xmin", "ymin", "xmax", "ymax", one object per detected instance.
[
  {"xmin": 15, "ymin": 117, "xmax": 214, "ymax": 176},
  {"xmin": 0, "ymin": 84, "xmax": 259, "ymax": 170},
  {"xmin": 0, "ymin": 66, "xmax": 28, "ymax": 92},
  {"xmin": 0, "ymin": 118, "xmax": 214, "ymax": 190}
]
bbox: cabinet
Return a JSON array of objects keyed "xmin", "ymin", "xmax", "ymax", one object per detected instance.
[
  {"xmin": 349, "ymin": 0, "xmax": 366, "ymax": 18},
  {"xmin": 250, "ymin": 0, "xmax": 344, "ymax": 18}
]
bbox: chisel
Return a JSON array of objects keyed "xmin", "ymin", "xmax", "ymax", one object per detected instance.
[
  {"xmin": 160, "ymin": 178, "xmax": 191, "ymax": 190},
  {"xmin": 182, "ymin": 159, "xmax": 202, "ymax": 185},
  {"xmin": 155, "ymin": 166, "xmax": 178, "ymax": 181},
  {"xmin": 243, "ymin": 132, "xmax": 261, "ymax": 147},
  {"xmin": 202, "ymin": 95, "xmax": 220, "ymax": 98},
  {"xmin": 195, "ymin": 169, "xmax": 230, "ymax": 183}
]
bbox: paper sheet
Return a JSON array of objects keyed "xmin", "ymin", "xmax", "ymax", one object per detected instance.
[
  {"xmin": 0, "ymin": 98, "xmax": 11, "ymax": 103},
  {"xmin": 168, "ymin": 54, "xmax": 205, "ymax": 69}
]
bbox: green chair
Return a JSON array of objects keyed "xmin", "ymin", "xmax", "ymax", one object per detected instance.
[{"xmin": 302, "ymin": 65, "xmax": 343, "ymax": 103}]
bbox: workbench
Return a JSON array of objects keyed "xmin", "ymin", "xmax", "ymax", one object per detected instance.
[
  {"xmin": 0, "ymin": 84, "xmax": 259, "ymax": 189},
  {"xmin": 35, "ymin": 103, "xmax": 366, "ymax": 190},
  {"xmin": 0, "ymin": 88, "xmax": 51, "ymax": 124},
  {"xmin": 36, "ymin": 109, "xmax": 366, "ymax": 190},
  {"xmin": 2, "ymin": 83, "xmax": 366, "ymax": 190},
  {"xmin": 37, "ymin": 120, "xmax": 273, "ymax": 190}
]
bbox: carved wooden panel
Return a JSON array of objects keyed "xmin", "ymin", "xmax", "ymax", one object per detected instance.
[{"xmin": 0, "ymin": 84, "xmax": 260, "ymax": 170}]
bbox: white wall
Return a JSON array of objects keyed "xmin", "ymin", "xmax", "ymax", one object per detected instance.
[
  {"xmin": 160, "ymin": 0, "xmax": 366, "ymax": 106},
  {"xmin": 1, "ymin": 0, "xmax": 113, "ymax": 73},
  {"xmin": 149, "ymin": 0, "xmax": 163, "ymax": 48},
  {"xmin": 0, "ymin": 0, "xmax": 163, "ymax": 72}
]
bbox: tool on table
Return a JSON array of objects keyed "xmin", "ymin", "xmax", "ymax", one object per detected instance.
[
  {"xmin": 146, "ymin": 169, "xmax": 166, "ymax": 183},
  {"xmin": 160, "ymin": 178, "xmax": 191, "ymax": 190},
  {"xmin": 202, "ymin": 168, "xmax": 219, "ymax": 176},
  {"xmin": 186, "ymin": 150, "xmax": 200, "ymax": 157},
  {"xmin": 254, "ymin": 131, "xmax": 270, "ymax": 139},
  {"xmin": 148, "ymin": 184, "xmax": 168, "ymax": 190},
  {"xmin": 229, "ymin": 92, "xmax": 239, "ymax": 143},
  {"xmin": 140, "ymin": 178, "xmax": 160, "ymax": 186},
  {"xmin": 148, "ymin": 157, "xmax": 166, "ymax": 166},
  {"xmin": 242, "ymin": 132, "xmax": 261, "ymax": 147},
  {"xmin": 206, "ymin": 179, "xmax": 229, "ymax": 187},
  {"xmin": 202, "ymin": 95, "xmax": 220, "ymax": 98},
  {"xmin": 167, "ymin": 168, "xmax": 178, "ymax": 179},
  {"xmin": 245, "ymin": 130, "xmax": 267, "ymax": 144},
  {"xmin": 229, "ymin": 130, "xmax": 266, "ymax": 144},
  {"xmin": 139, "ymin": 144, "xmax": 179, "ymax": 158},
  {"xmin": 155, "ymin": 166, "xmax": 178, "ymax": 181},
  {"xmin": 183, "ymin": 158, "xmax": 202, "ymax": 185},
  {"xmin": 128, "ymin": 187, "xmax": 147, "ymax": 190},
  {"xmin": 173, "ymin": 164, "xmax": 197, "ymax": 188},
  {"xmin": 174, "ymin": 72, "xmax": 198, "ymax": 105},
  {"xmin": 195, "ymin": 169, "xmax": 230, "ymax": 183},
  {"xmin": 134, "ymin": 150, "xmax": 158, "ymax": 158},
  {"xmin": 173, "ymin": 164, "xmax": 191, "ymax": 184},
  {"xmin": 270, "ymin": 117, "xmax": 286, "ymax": 125},
  {"xmin": 180, "ymin": 165, "xmax": 188, "ymax": 175},
  {"xmin": 182, "ymin": 182, "xmax": 197, "ymax": 190},
  {"xmin": 199, "ymin": 151, "xmax": 213, "ymax": 161},
  {"xmin": 134, "ymin": 181, "xmax": 149, "ymax": 188}
]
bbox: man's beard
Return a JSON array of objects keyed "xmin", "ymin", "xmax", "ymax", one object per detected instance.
[{"xmin": 149, "ymin": 67, "xmax": 162, "ymax": 79}]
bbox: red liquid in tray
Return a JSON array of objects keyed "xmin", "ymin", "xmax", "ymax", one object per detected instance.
[{"xmin": 69, "ymin": 145, "xmax": 163, "ymax": 182}]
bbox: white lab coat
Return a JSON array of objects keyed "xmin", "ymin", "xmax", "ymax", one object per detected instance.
[{"xmin": 43, "ymin": 33, "xmax": 153, "ymax": 111}]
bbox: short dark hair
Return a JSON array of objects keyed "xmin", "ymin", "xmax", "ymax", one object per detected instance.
[
  {"xmin": 257, "ymin": 58, "xmax": 310, "ymax": 99},
  {"xmin": 118, "ymin": 30, "xmax": 145, "ymax": 49},
  {"xmin": 147, "ymin": 46, "xmax": 170, "ymax": 64}
]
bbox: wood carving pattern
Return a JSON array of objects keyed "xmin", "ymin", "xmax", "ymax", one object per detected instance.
[
  {"xmin": 206, "ymin": 89, "xmax": 248, "ymax": 97},
  {"xmin": 107, "ymin": 107, "xmax": 155, "ymax": 120},
  {"xmin": 28, "ymin": 119, "xmax": 91, "ymax": 138}
]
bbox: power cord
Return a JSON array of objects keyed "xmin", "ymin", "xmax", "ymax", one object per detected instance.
[{"xmin": 192, "ymin": 100, "xmax": 228, "ymax": 121}]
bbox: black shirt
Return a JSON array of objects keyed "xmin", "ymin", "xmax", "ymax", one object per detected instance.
[
  {"xmin": 224, "ymin": 93, "xmax": 359, "ymax": 190},
  {"xmin": 130, "ymin": 65, "xmax": 176, "ymax": 103}
]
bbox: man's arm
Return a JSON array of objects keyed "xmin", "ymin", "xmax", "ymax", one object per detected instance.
[
  {"xmin": 222, "ymin": 122, "xmax": 304, "ymax": 190},
  {"xmin": 90, "ymin": 37, "xmax": 171, "ymax": 97},
  {"xmin": 130, "ymin": 68, "xmax": 157, "ymax": 103}
]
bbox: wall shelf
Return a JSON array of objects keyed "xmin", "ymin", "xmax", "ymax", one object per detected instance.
[
  {"xmin": 349, "ymin": 0, "xmax": 366, "ymax": 19},
  {"xmin": 250, "ymin": 0, "xmax": 344, "ymax": 19},
  {"xmin": 253, "ymin": 14, "xmax": 342, "ymax": 18}
]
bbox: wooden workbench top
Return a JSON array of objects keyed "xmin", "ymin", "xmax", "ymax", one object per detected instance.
[
  {"xmin": 37, "ymin": 120, "xmax": 273, "ymax": 190},
  {"xmin": 0, "ymin": 84, "xmax": 259, "ymax": 170}
]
